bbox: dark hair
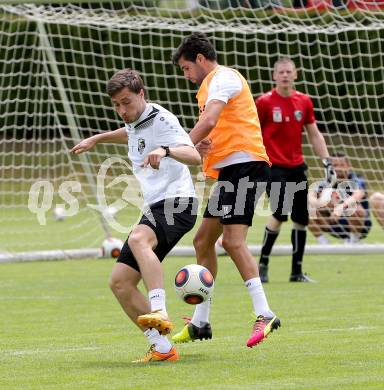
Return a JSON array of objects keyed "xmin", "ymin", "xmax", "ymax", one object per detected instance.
[
  {"xmin": 172, "ymin": 33, "xmax": 217, "ymax": 65},
  {"xmin": 106, "ymin": 69, "xmax": 145, "ymax": 97}
]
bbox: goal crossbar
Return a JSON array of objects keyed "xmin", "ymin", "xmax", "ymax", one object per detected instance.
[{"xmin": 1, "ymin": 244, "xmax": 383, "ymax": 264}]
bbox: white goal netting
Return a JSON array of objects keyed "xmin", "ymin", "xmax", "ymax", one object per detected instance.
[{"xmin": 1, "ymin": 1, "xmax": 383, "ymax": 261}]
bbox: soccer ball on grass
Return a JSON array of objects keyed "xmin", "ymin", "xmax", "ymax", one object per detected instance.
[
  {"xmin": 174, "ymin": 264, "xmax": 214, "ymax": 305},
  {"xmin": 53, "ymin": 206, "xmax": 66, "ymax": 221},
  {"xmin": 101, "ymin": 237, "xmax": 124, "ymax": 258}
]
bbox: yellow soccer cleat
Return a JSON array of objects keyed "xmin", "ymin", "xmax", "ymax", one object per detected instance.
[
  {"xmin": 132, "ymin": 345, "xmax": 179, "ymax": 363},
  {"xmin": 137, "ymin": 310, "xmax": 173, "ymax": 334},
  {"xmin": 172, "ymin": 318, "xmax": 212, "ymax": 343}
]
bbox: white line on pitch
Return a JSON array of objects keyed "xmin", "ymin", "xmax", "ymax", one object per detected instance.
[
  {"xmin": 295, "ymin": 325, "xmax": 378, "ymax": 334},
  {"xmin": 3, "ymin": 346, "xmax": 102, "ymax": 356}
]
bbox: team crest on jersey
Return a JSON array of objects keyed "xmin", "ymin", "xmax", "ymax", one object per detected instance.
[
  {"xmin": 137, "ymin": 138, "xmax": 146, "ymax": 154},
  {"xmin": 294, "ymin": 110, "xmax": 303, "ymax": 122},
  {"xmin": 222, "ymin": 205, "xmax": 231, "ymax": 218}
]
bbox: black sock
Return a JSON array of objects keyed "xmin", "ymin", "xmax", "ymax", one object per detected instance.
[
  {"xmin": 291, "ymin": 229, "xmax": 307, "ymax": 275},
  {"xmin": 259, "ymin": 227, "xmax": 279, "ymax": 266}
]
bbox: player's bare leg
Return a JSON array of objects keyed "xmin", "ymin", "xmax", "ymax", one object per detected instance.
[
  {"xmin": 308, "ymin": 213, "xmax": 331, "ymax": 245},
  {"xmin": 109, "ymin": 263, "xmax": 150, "ymax": 330},
  {"xmin": 172, "ymin": 218, "xmax": 221, "ymax": 343},
  {"xmin": 341, "ymin": 205, "xmax": 367, "ymax": 244},
  {"xmin": 128, "ymin": 225, "xmax": 173, "ymax": 334},
  {"xmin": 128, "ymin": 225, "xmax": 162, "ymax": 290},
  {"xmin": 267, "ymin": 216, "xmax": 283, "ymax": 232},
  {"xmin": 348, "ymin": 205, "xmax": 366, "ymax": 234},
  {"xmin": 109, "ymin": 233, "xmax": 176, "ymax": 362},
  {"xmin": 370, "ymin": 192, "xmax": 384, "ymax": 228},
  {"xmin": 221, "ymin": 224, "xmax": 260, "ymax": 280},
  {"xmin": 308, "ymin": 213, "xmax": 325, "ymax": 236},
  {"xmin": 221, "ymin": 224, "xmax": 280, "ymax": 347},
  {"xmin": 193, "ymin": 217, "xmax": 223, "ymax": 278}
]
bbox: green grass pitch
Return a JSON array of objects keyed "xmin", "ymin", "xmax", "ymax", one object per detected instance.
[{"xmin": 1, "ymin": 253, "xmax": 383, "ymax": 389}]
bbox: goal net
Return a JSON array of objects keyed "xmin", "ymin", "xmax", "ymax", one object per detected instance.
[{"xmin": 1, "ymin": 0, "xmax": 383, "ymax": 261}]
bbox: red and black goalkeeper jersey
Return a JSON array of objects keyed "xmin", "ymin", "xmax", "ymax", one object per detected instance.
[{"xmin": 255, "ymin": 88, "xmax": 316, "ymax": 168}]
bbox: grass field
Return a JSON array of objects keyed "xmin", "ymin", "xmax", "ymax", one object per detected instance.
[{"xmin": 1, "ymin": 252, "xmax": 383, "ymax": 389}]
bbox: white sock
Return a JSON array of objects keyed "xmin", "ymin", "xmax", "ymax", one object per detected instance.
[
  {"xmin": 148, "ymin": 289, "xmax": 166, "ymax": 313},
  {"xmin": 316, "ymin": 234, "xmax": 330, "ymax": 245},
  {"xmin": 144, "ymin": 328, "xmax": 172, "ymax": 353},
  {"xmin": 245, "ymin": 277, "xmax": 274, "ymax": 317},
  {"xmin": 191, "ymin": 297, "xmax": 211, "ymax": 327}
]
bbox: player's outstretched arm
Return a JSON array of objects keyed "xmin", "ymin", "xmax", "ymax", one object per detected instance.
[
  {"xmin": 142, "ymin": 145, "xmax": 201, "ymax": 170},
  {"xmin": 167, "ymin": 145, "xmax": 201, "ymax": 166},
  {"xmin": 70, "ymin": 127, "xmax": 127, "ymax": 154}
]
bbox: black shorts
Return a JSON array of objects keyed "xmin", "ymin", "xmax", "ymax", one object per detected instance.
[
  {"xmin": 203, "ymin": 161, "xmax": 270, "ymax": 226},
  {"xmin": 117, "ymin": 197, "xmax": 197, "ymax": 272},
  {"xmin": 267, "ymin": 164, "xmax": 309, "ymax": 226}
]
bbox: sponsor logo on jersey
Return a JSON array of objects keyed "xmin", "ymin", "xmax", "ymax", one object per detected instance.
[{"xmin": 272, "ymin": 107, "xmax": 282, "ymax": 123}]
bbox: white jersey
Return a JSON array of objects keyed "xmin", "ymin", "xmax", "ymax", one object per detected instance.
[{"xmin": 125, "ymin": 103, "xmax": 196, "ymax": 207}]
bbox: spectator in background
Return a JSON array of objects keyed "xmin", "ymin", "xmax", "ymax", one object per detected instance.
[
  {"xmin": 308, "ymin": 152, "xmax": 372, "ymax": 244},
  {"xmin": 256, "ymin": 57, "xmax": 336, "ymax": 283},
  {"xmin": 369, "ymin": 192, "xmax": 384, "ymax": 229}
]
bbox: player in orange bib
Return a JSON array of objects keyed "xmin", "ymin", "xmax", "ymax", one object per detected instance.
[{"xmin": 171, "ymin": 33, "xmax": 280, "ymax": 348}]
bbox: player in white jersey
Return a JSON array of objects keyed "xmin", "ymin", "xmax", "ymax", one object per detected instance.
[{"xmin": 71, "ymin": 69, "xmax": 201, "ymax": 363}]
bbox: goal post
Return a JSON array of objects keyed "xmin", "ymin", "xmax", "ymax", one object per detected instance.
[
  {"xmin": 1, "ymin": 1, "xmax": 383, "ymax": 261},
  {"xmin": 36, "ymin": 18, "xmax": 112, "ymax": 238}
]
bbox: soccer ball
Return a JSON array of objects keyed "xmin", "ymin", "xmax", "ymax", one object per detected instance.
[
  {"xmin": 103, "ymin": 205, "xmax": 118, "ymax": 218},
  {"xmin": 174, "ymin": 264, "xmax": 214, "ymax": 305},
  {"xmin": 101, "ymin": 237, "xmax": 124, "ymax": 258},
  {"xmin": 53, "ymin": 206, "xmax": 66, "ymax": 221}
]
